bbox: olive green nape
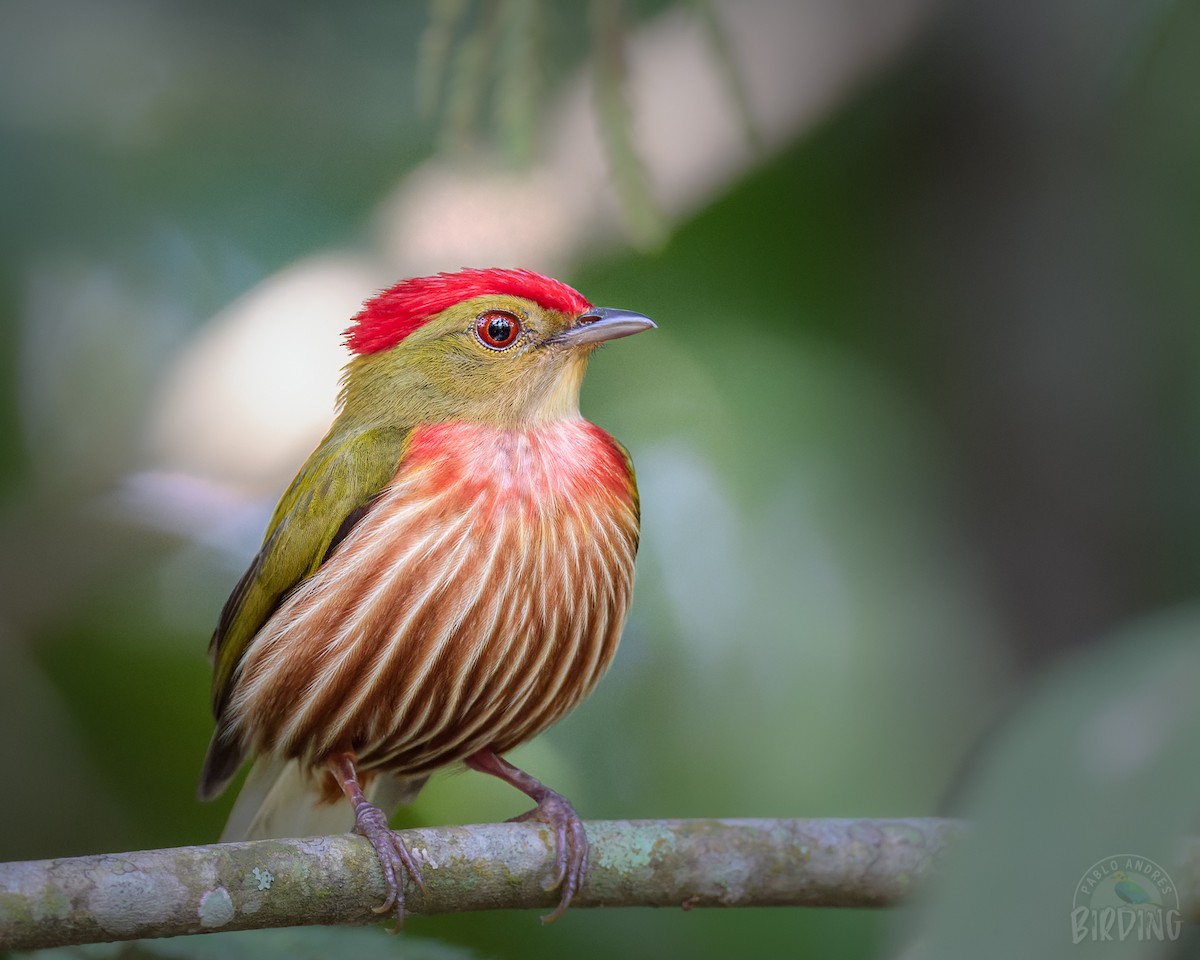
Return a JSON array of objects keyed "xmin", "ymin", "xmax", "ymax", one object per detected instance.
[{"xmin": 208, "ymin": 423, "xmax": 412, "ymax": 715}]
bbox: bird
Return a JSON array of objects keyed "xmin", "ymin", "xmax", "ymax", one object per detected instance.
[
  {"xmin": 197, "ymin": 267, "xmax": 654, "ymax": 923},
  {"xmin": 1111, "ymin": 871, "xmax": 1156, "ymax": 907}
]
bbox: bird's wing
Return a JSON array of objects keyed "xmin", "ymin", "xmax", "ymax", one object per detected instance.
[{"xmin": 198, "ymin": 423, "xmax": 410, "ymax": 797}]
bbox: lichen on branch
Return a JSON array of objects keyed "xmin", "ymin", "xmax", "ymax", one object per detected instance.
[{"xmin": 0, "ymin": 817, "xmax": 963, "ymax": 952}]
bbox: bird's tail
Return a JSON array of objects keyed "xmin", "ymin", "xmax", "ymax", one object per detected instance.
[{"xmin": 220, "ymin": 757, "xmax": 427, "ymax": 842}]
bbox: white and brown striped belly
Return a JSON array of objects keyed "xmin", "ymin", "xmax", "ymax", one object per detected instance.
[{"xmin": 227, "ymin": 418, "xmax": 639, "ymax": 778}]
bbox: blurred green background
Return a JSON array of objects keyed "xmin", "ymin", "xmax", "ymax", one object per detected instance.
[{"xmin": 4, "ymin": 1, "xmax": 1200, "ymax": 958}]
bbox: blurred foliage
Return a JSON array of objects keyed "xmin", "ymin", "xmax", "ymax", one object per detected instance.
[
  {"xmin": 417, "ymin": 0, "xmax": 752, "ymax": 246},
  {"xmin": 895, "ymin": 607, "xmax": 1200, "ymax": 958},
  {"xmin": 18, "ymin": 927, "xmax": 478, "ymax": 960},
  {"xmin": 590, "ymin": 0, "xmax": 665, "ymax": 248},
  {"xmin": 3, "ymin": 0, "xmax": 1200, "ymax": 959}
]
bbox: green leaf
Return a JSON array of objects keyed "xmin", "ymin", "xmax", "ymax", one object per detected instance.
[
  {"xmin": 899, "ymin": 607, "xmax": 1200, "ymax": 958},
  {"xmin": 441, "ymin": 3, "xmax": 500, "ymax": 153},
  {"xmin": 687, "ymin": 0, "xmax": 761, "ymax": 151},
  {"xmin": 417, "ymin": 0, "xmax": 472, "ymax": 120},
  {"xmin": 496, "ymin": 0, "xmax": 541, "ymax": 164},
  {"xmin": 590, "ymin": 0, "xmax": 665, "ymax": 250}
]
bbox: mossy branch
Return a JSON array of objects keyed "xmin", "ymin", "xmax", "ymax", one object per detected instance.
[{"xmin": 0, "ymin": 818, "xmax": 962, "ymax": 951}]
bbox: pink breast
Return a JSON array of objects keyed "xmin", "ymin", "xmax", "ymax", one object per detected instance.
[
  {"xmin": 403, "ymin": 419, "xmax": 637, "ymax": 508},
  {"xmin": 230, "ymin": 418, "xmax": 641, "ymax": 776}
]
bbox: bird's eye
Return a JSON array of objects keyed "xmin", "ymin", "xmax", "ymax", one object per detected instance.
[{"xmin": 475, "ymin": 310, "xmax": 521, "ymax": 350}]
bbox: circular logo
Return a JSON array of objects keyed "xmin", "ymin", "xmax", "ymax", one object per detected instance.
[{"xmin": 1071, "ymin": 854, "xmax": 1182, "ymax": 943}]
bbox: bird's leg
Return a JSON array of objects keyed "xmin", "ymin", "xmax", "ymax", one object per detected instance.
[
  {"xmin": 329, "ymin": 752, "xmax": 426, "ymax": 924},
  {"xmin": 465, "ymin": 748, "xmax": 588, "ymax": 923}
]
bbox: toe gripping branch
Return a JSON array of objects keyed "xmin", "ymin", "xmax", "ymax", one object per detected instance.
[
  {"xmin": 331, "ymin": 754, "xmax": 426, "ymax": 925},
  {"xmin": 332, "ymin": 749, "xmax": 590, "ymax": 925},
  {"xmin": 466, "ymin": 748, "xmax": 590, "ymax": 924}
]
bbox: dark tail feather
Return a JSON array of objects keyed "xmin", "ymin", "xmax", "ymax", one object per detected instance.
[{"xmin": 197, "ymin": 730, "xmax": 246, "ymax": 802}]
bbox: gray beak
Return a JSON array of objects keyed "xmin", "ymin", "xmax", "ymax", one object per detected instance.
[{"xmin": 552, "ymin": 306, "xmax": 657, "ymax": 347}]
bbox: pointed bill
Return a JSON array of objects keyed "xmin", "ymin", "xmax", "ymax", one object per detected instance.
[{"xmin": 551, "ymin": 307, "xmax": 656, "ymax": 347}]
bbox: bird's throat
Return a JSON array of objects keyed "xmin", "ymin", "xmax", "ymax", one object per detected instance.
[
  {"xmin": 401, "ymin": 418, "xmax": 635, "ymax": 510},
  {"xmin": 526, "ymin": 351, "xmax": 588, "ymax": 424}
]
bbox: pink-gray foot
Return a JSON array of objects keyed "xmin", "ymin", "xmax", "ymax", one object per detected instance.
[
  {"xmin": 466, "ymin": 748, "xmax": 589, "ymax": 923},
  {"xmin": 331, "ymin": 753, "xmax": 426, "ymax": 924}
]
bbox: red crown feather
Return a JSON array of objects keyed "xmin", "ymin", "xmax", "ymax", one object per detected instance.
[{"xmin": 345, "ymin": 268, "xmax": 591, "ymax": 355}]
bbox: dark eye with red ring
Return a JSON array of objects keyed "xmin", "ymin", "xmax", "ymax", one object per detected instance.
[{"xmin": 475, "ymin": 310, "xmax": 521, "ymax": 350}]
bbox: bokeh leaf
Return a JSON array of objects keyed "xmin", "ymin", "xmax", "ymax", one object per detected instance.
[{"xmin": 896, "ymin": 607, "xmax": 1200, "ymax": 958}]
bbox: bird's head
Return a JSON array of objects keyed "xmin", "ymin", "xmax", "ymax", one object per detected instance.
[{"xmin": 337, "ymin": 268, "xmax": 654, "ymax": 429}]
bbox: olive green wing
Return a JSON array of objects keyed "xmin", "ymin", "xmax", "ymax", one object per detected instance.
[{"xmin": 198, "ymin": 424, "xmax": 410, "ymax": 799}]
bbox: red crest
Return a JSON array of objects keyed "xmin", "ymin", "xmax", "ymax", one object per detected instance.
[{"xmin": 345, "ymin": 268, "xmax": 591, "ymax": 355}]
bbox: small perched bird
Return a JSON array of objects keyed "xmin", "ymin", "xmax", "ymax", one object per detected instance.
[
  {"xmin": 1111, "ymin": 872, "xmax": 1155, "ymax": 907},
  {"xmin": 198, "ymin": 267, "xmax": 654, "ymax": 922}
]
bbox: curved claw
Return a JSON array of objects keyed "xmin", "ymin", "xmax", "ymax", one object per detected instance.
[
  {"xmin": 354, "ymin": 801, "xmax": 425, "ymax": 926},
  {"xmin": 465, "ymin": 748, "xmax": 592, "ymax": 922},
  {"xmin": 331, "ymin": 753, "xmax": 426, "ymax": 928},
  {"xmin": 509, "ymin": 790, "xmax": 589, "ymax": 923}
]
